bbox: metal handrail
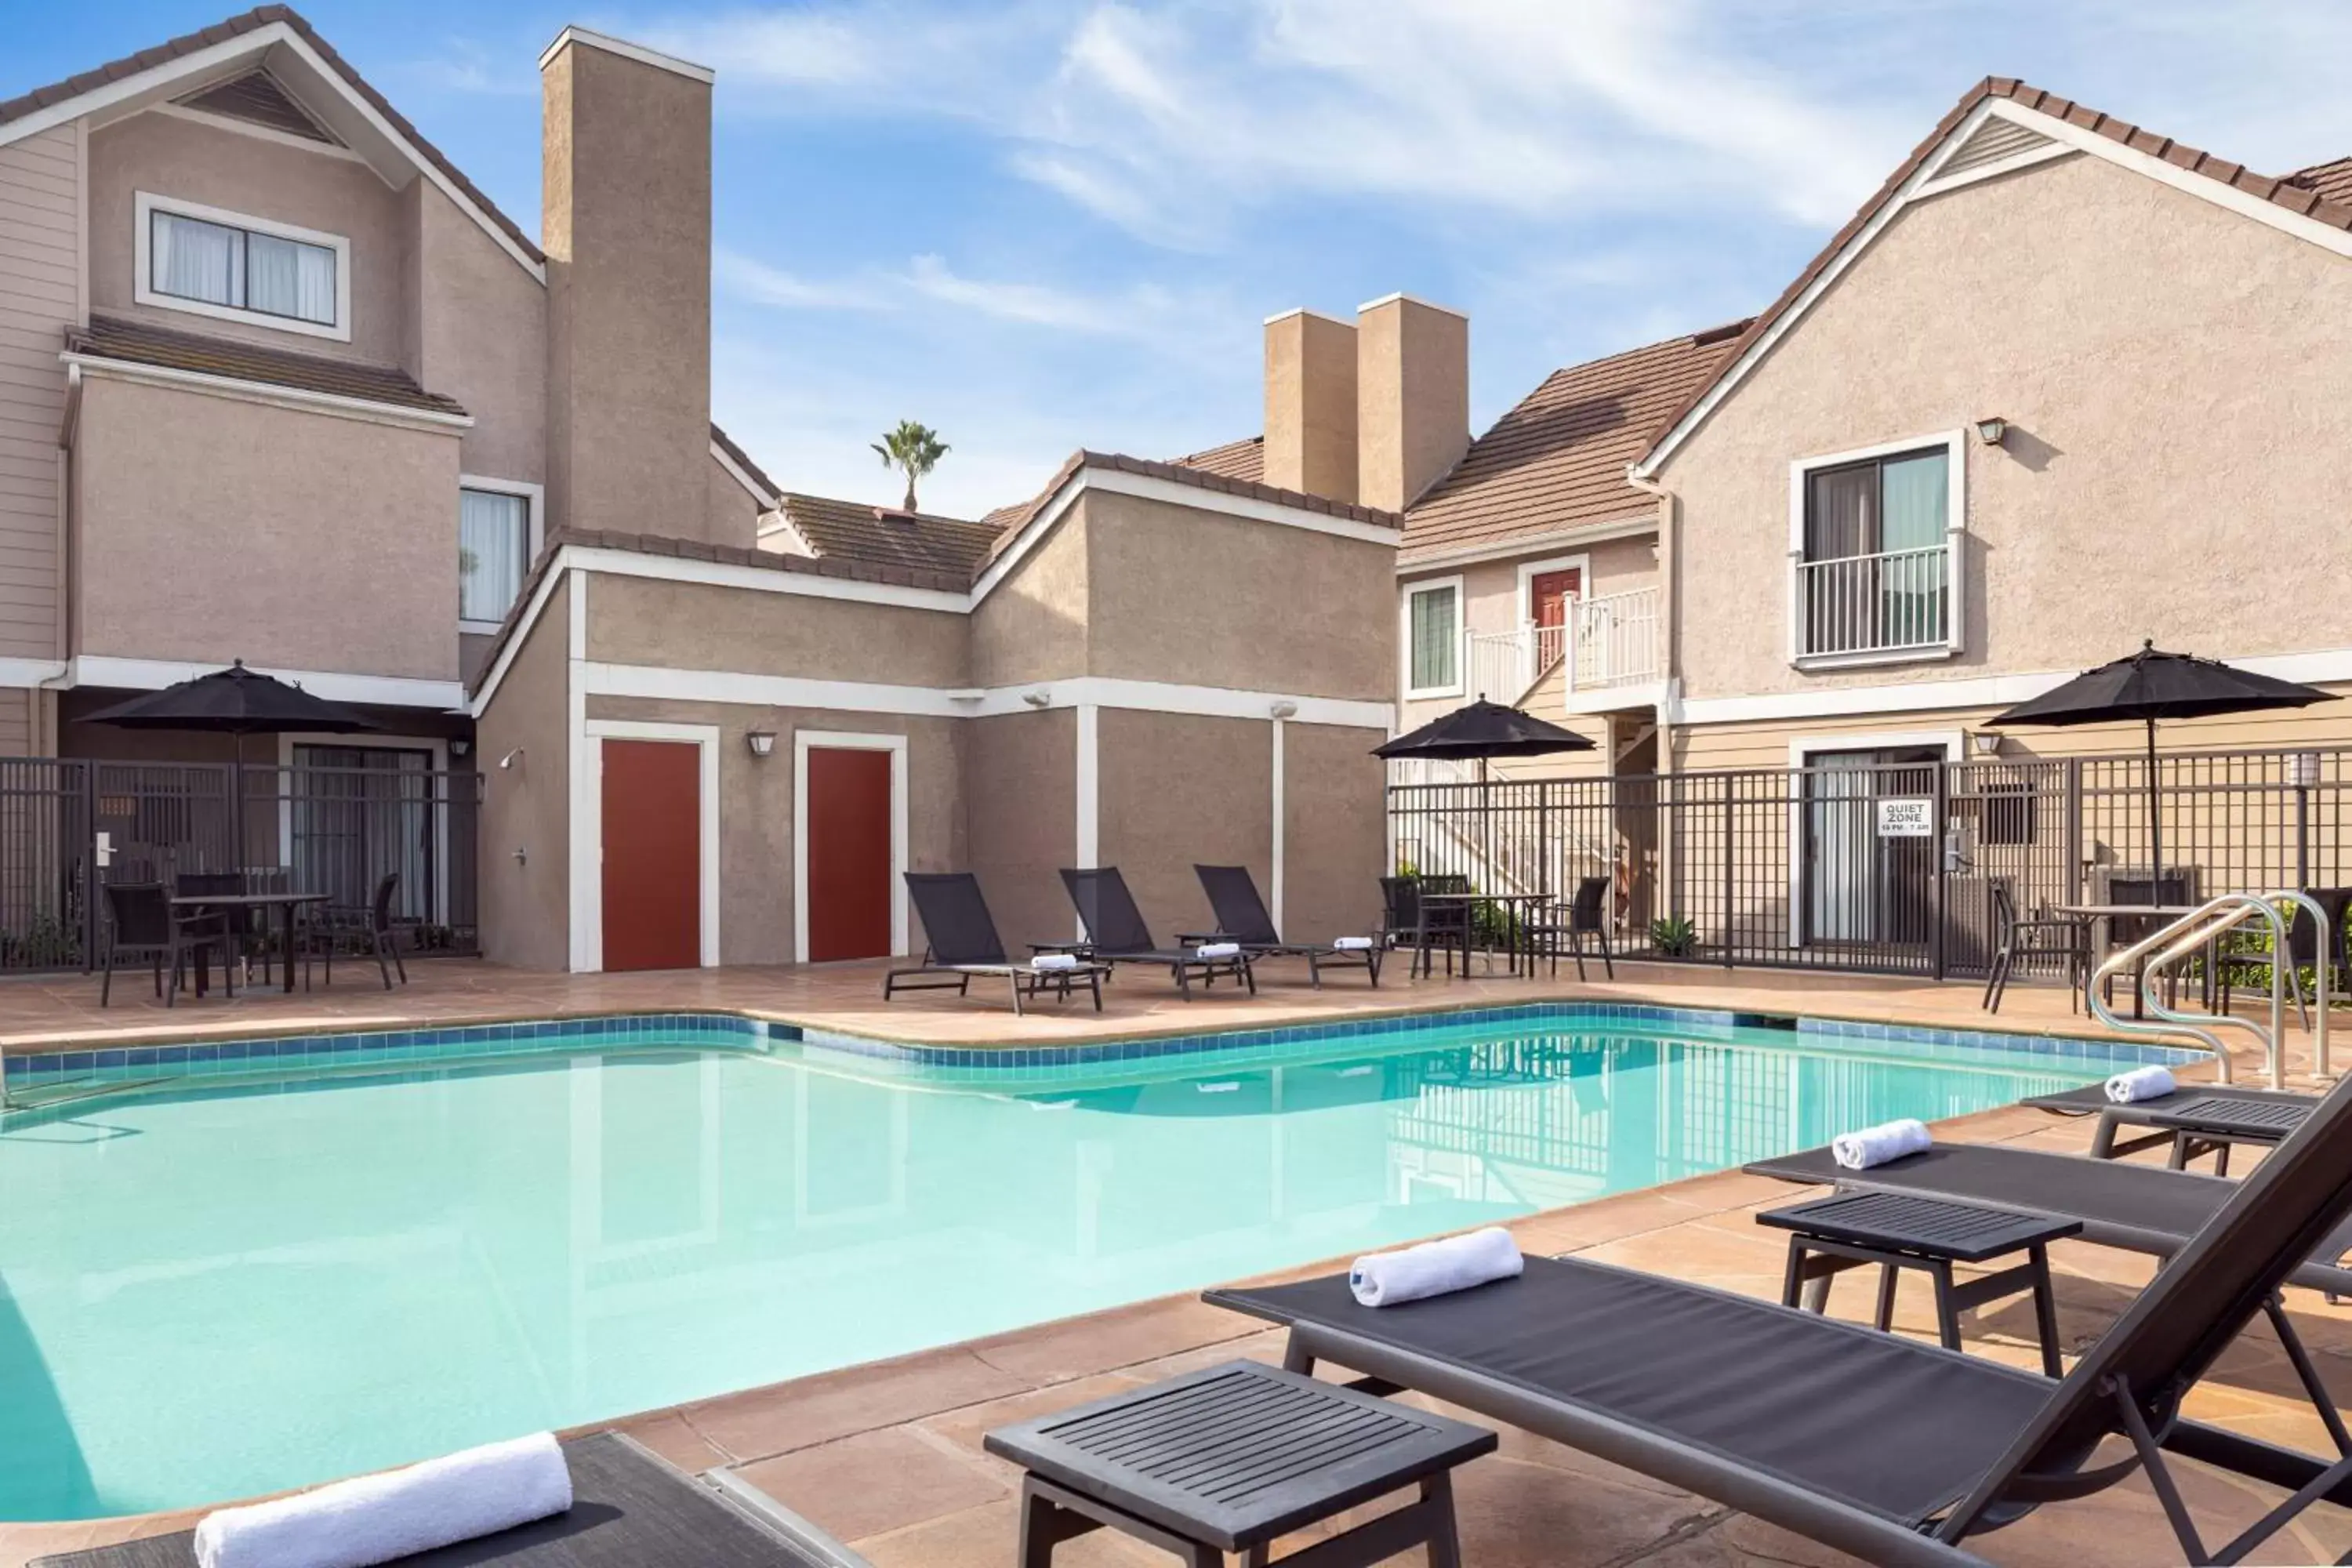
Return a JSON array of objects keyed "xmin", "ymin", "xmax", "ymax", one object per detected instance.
[
  {"xmin": 2085, "ymin": 889, "xmax": 2335, "ymax": 1089},
  {"xmin": 2136, "ymin": 898, "xmax": 2282, "ymax": 1089}
]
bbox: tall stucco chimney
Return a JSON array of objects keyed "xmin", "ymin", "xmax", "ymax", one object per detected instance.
[
  {"xmin": 1262, "ymin": 309, "xmax": 1358, "ymax": 503},
  {"xmin": 1356, "ymin": 293, "xmax": 1468, "ymax": 513},
  {"xmin": 540, "ymin": 27, "xmax": 713, "ymax": 539}
]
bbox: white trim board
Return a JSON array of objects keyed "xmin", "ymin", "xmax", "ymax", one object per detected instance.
[
  {"xmin": 62, "ymin": 352, "xmax": 474, "ymax": 434},
  {"xmin": 539, "ymin": 26, "xmax": 716, "ymax": 83},
  {"xmin": 710, "ymin": 439, "xmax": 779, "ymax": 509},
  {"xmin": 1074, "ymin": 703, "xmax": 1099, "ymax": 941},
  {"xmin": 68, "ymin": 655, "xmax": 463, "ymax": 710},
  {"xmin": 132, "ymin": 190, "xmax": 354, "ymax": 343},
  {"xmin": 1400, "ymin": 575, "xmax": 1465, "ymax": 702},
  {"xmin": 1397, "ymin": 516, "xmax": 1657, "ymax": 575},
  {"xmin": 576, "ymin": 717, "xmax": 724, "ymax": 972},
  {"xmin": 791, "ymin": 730, "xmax": 910, "ymax": 964},
  {"xmin": 1634, "ymin": 94, "xmax": 2352, "ymax": 479},
  {"xmin": 459, "ymin": 475, "xmax": 546, "ymax": 633}
]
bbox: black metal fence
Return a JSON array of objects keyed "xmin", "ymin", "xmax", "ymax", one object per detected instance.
[
  {"xmin": 1388, "ymin": 744, "xmax": 2352, "ymax": 978},
  {"xmin": 0, "ymin": 756, "xmax": 481, "ymax": 973}
]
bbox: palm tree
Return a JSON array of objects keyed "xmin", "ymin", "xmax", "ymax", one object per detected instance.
[{"xmin": 871, "ymin": 420, "xmax": 949, "ymax": 513}]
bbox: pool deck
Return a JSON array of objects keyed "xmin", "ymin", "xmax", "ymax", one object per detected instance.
[{"xmin": 3, "ymin": 956, "xmax": 2347, "ymax": 1565}]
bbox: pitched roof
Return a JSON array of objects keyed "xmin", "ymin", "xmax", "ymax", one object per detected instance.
[
  {"xmin": 1399, "ymin": 323, "xmax": 1746, "ymax": 564},
  {"xmin": 1639, "ymin": 78, "xmax": 2352, "ymax": 474},
  {"xmin": 709, "ymin": 421, "xmax": 781, "ymax": 503},
  {"xmin": 1171, "ymin": 434, "xmax": 1265, "ymax": 484},
  {"xmin": 2289, "ymin": 156, "xmax": 2352, "ymax": 208},
  {"xmin": 776, "ymin": 492, "xmax": 1004, "ymax": 579},
  {"xmin": 0, "ymin": 5, "xmax": 544, "ymax": 268},
  {"xmin": 65, "ymin": 313, "xmax": 469, "ymax": 417}
]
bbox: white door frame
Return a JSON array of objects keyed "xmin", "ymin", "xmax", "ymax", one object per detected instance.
[
  {"xmin": 1784, "ymin": 728, "xmax": 1963, "ymax": 951},
  {"xmin": 578, "ymin": 720, "xmax": 722, "ymax": 971},
  {"xmin": 793, "ymin": 729, "xmax": 910, "ymax": 964},
  {"xmin": 273, "ymin": 731, "xmax": 453, "ymax": 926},
  {"xmin": 1515, "ymin": 553, "xmax": 1592, "ymax": 691}
]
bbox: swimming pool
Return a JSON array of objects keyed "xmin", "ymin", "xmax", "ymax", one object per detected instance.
[{"xmin": 0, "ymin": 1007, "xmax": 2179, "ymax": 1520}]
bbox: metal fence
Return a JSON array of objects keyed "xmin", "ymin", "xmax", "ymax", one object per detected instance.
[
  {"xmin": 1388, "ymin": 743, "xmax": 2352, "ymax": 979},
  {"xmin": 0, "ymin": 756, "xmax": 481, "ymax": 973}
]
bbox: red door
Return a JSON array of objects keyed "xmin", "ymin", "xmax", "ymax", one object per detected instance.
[
  {"xmin": 601, "ymin": 740, "xmax": 701, "ymax": 971},
  {"xmin": 1530, "ymin": 567, "xmax": 1582, "ymax": 668},
  {"xmin": 806, "ymin": 747, "xmax": 893, "ymax": 961}
]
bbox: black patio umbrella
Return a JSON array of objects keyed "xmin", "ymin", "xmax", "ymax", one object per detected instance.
[
  {"xmin": 1987, "ymin": 641, "xmax": 2333, "ymax": 901},
  {"xmin": 78, "ymin": 659, "xmax": 379, "ymax": 764},
  {"xmin": 1373, "ymin": 699, "xmax": 1596, "ymax": 762}
]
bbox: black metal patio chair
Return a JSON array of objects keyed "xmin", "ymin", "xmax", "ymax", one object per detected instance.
[
  {"xmin": 1981, "ymin": 882, "xmax": 2090, "ymax": 1014},
  {"xmin": 1377, "ymin": 875, "xmax": 1472, "ymax": 979},
  {"xmin": 1525, "ymin": 874, "xmax": 1614, "ymax": 981},
  {"xmin": 307, "ymin": 871, "xmax": 407, "ymax": 990},
  {"xmin": 98, "ymin": 881, "xmax": 232, "ymax": 1007}
]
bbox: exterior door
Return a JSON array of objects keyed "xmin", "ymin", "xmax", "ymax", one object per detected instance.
[
  {"xmin": 805, "ymin": 746, "xmax": 894, "ymax": 961},
  {"xmin": 1802, "ymin": 746, "xmax": 1942, "ymax": 949},
  {"xmin": 1529, "ymin": 568, "xmax": 1582, "ymax": 674},
  {"xmin": 601, "ymin": 739, "xmax": 701, "ymax": 971}
]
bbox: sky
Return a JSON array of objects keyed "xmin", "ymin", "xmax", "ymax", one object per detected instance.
[{"xmin": 7, "ymin": 1, "xmax": 2352, "ymax": 517}]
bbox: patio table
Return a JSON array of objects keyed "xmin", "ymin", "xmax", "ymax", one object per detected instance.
[
  {"xmin": 2054, "ymin": 902, "xmax": 2201, "ymax": 1019},
  {"xmin": 1417, "ymin": 891, "xmax": 1554, "ymax": 977},
  {"xmin": 169, "ymin": 891, "xmax": 327, "ymax": 996}
]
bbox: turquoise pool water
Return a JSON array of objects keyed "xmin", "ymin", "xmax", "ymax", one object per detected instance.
[{"xmin": 0, "ymin": 1013, "xmax": 2134, "ymax": 1519}]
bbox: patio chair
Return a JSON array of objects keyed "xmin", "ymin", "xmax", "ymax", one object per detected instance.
[
  {"xmin": 1058, "ymin": 867, "xmax": 1255, "ymax": 1000},
  {"xmin": 1524, "ymin": 875, "xmax": 1614, "ymax": 981},
  {"xmin": 1377, "ymin": 875, "xmax": 1472, "ymax": 979},
  {"xmin": 884, "ymin": 871, "xmax": 1110, "ymax": 1014},
  {"xmin": 1213, "ymin": 1063, "xmax": 2352, "ymax": 1567},
  {"xmin": 2022, "ymin": 1080, "xmax": 2315, "ymax": 1175},
  {"xmin": 26, "ymin": 1432, "xmax": 870, "ymax": 1567},
  {"xmin": 307, "ymin": 872, "xmax": 407, "ymax": 990},
  {"xmin": 99, "ymin": 881, "xmax": 233, "ymax": 1007},
  {"xmin": 2217, "ymin": 886, "xmax": 2352, "ymax": 1027},
  {"xmin": 1981, "ymin": 882, "xmax": 2089, "ymax": 1014},
  {"xmin": 1186, "ymin": 864, "xmax": 1379, "ymax": 987}
]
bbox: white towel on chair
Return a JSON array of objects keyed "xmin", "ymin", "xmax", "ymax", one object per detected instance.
[
  {"xmin": 2106, "ymin": 1065, "xmax": 2176, "ymax": 1104},
  {"xmin": 1332, "ymin": 936, "xmax": 1375, "ymax": 951},
  {"xmin": 1831, "ymin": 1119, "xmax": 1932, "ymax": 1171},
  {"xmin": 1196, "ymin": 942, "xmax": 1243, "ymax": 960},
  {"xmin": 193, "ymin": 1432, "xmax": 572, "ymax": 1568},
  {"xmin": 1031, "ymin": 953, "xmax": 1080, "ymax": 972},
  {"xmin": 1349, "ymin": 1227, "xmax": 1523, "ymax": 1308}
]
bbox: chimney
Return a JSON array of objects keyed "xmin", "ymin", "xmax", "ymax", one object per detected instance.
[
  {"xmin": 541, "ymin": 27, "xmax": 714, "ymax": 539},
  {"xmin": 1356, "ymin": 293, "xmax": 1468, "ymax": 513},
  {"xmin": 1261, "ymin": 309, "xmax": 1358, "ymax": 503}
]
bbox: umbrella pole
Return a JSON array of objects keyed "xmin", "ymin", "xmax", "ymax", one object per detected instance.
[{"xmin": 2146, "ymin": 717, "xmax": 2161, "ymax": 906}]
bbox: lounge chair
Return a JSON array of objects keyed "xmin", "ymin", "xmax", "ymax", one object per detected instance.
[
  {"xmin": 1210, "ymin": 1067, "xmax": 2352, "ymax": 1566},
  {"xmin": 1060, "ymin": 867, "xmax": 1254, "ymax": 1000},
  {"xmin": 29, "ymin": 1432, "xmax": 869, "ymax": 1566},
  {"xmin": 1187, "ymin": 863, "xmax": 1380, "ymax": 987},
  {"xmin": 2022, "ymin": 1080, "xmax": 2315, "ymax": 1174},
  {"xmin": 884, "ymin": 872, "xmax": 1109, "ymax": 1015}
]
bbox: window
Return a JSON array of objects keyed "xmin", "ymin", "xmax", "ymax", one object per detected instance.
[
  {"xmin": 1403, "ymin": 579, "xmax": 1461, "ymax": 698},
  {"xmin": 459, "ymin": 487, "xmax": 532, "ymax": 628},
  {"xmin": 1792, "ymin": 439, "xmax": 1957, "ymax": 661},
  {"xmin": 134, "ymin": 193, "xmax": 350, "ymax": 340}
]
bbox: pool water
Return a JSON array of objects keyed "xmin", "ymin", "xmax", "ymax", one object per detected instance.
[{"xmin": 0, "ymin": 1016, "xmax": 2115, "ymax": 1519}]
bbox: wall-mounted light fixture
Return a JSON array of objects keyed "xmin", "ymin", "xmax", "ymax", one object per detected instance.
[
  {"xmin": 1969, "ymin": 731, "xmax": 2003, "ymax": 757},
  {"xmin": 1269, "ymin": 700, "xmax": 1298, "ymax": 720},
  {"xmin": 2289, "ymin": 752, "xmax": 2324, "ymax": 788},
  {"xmin": 449, "ymin": 738, "xmax": 471, "ymax": 758},
  {"xmin": 1974, "ymin": 416, "xmax": 2008, "ymax": 447},
  {"xmin": 1022, "ymin": 689, "xmax": 1052, "ymax": 709},
  {"xmin": 746, "ymin": 731, "xmax": 777, "ymax": 758},
  {"xmin": 498, "ymin": 746, "xmax": 525, "ymax": 771}
]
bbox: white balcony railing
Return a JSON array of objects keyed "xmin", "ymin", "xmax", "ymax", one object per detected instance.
[
  {"xmin": 1458, "ymin": 588, "xmax": 1663, "ymax": 705},
  {"xmin": 1793, "ymin": 544, "xmax": 1950, "ymax": 659}
]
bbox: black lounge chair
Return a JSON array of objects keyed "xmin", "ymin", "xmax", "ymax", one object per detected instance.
[
  {"xmin": 1188, "ymin": 863, "xmax": 1380, "ymax": 987},
  {"xmin": 29, "ymin": 1432, "xmax": 868, "ymax": 1567},
  {"xmin": 884, "ymin": 872, "xmax": 1109, "ymax": 1015},
  {"xmin": 2023, "ymin": 1080, "xmax": 2316, "ymax": 1174},
  {"xmin": 1212, "ymin": 1066, "xmax": 2352, "ymax": 1566},
  {"xmin": 1060, "ymin": 867, "xmax": 1254, "ymax": 1000}
]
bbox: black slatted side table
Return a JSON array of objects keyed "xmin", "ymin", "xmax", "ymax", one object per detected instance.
[
  {"xmin": 2146, "ymin": 1095, "xmax": 2311, "ymax": 1174},
  {"xmin": 984, "ymin": 1359, "xmax": 1495, "ymax": 1567},
  {"xmin": 1760, "ymin": 1190, "xmax": 2082, "ymax": 1377}
]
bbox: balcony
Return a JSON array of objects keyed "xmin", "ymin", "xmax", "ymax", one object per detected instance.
[
  {"xmin": 1792, "ymin": 543, "xmax": 1951, "ymax": 662},
  {"xmin": 1461, "ymin": 587, "xmax": 1663, "ymax": 706}
]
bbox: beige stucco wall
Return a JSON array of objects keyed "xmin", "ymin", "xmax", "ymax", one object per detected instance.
[
  {"xmin": 962, "ymin": 709, "xmax": 1076, "ymax": 952},
  {"xmin": 73, "ymin": 377, "xmax": 461, "ymax": 679},
  {"xmin": 477, "ymin": 587, "xmax": 571, "ymax": 971},
  {"xmin": 1082, "ymin": 491, "xmax": 1394, "ymax": 700},
  {"xmin": 968, "ymin": 504, "xmax": 1087, "ymax": 689},
  {"xmin": 584, "ymin": 573, "xmax": 970, "ymax": 688},
  {"xmin": 1096, "ymin": 709, "xmax": 1273, "ymax": 943},
  {"xmin": 1281, "ymin": 720, "xmax": 1388, "ymax": 940},
  {"xmin": 405, "ymin": 179, "xmax": 546, "ymax": 486},
  {"xmin": 705, "ymin": 451, "xmax": 764, "ymax": 552},
  {"xmin": 0, "ymin": 122, "xmax": 76, "ymax": 665},
  {"xmin": 88, "ymin": 111, "xmax": 408, "ymax": 366},
  {"xmin": 1662, "ymin": 150, "xmax": 2352, "ymax": 709},
  {"xmin": 1358, "ymin": 296, "xmax": 1468, "ymax": 514}
]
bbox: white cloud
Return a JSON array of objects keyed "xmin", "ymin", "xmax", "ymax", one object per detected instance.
[{"xmin": 714, "ymin": 251, "xmax": 892, "ymax": 311}]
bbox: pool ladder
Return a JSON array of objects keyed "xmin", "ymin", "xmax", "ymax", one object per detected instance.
[{"xmin": 2085, "ymin": 891, "xmax": 2333, "ymax": 1091}]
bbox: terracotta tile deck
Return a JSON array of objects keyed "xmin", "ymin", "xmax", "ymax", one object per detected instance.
[{"xmin": 2, "ymin": 955, "xmax": 2344, "ymax": 1565}]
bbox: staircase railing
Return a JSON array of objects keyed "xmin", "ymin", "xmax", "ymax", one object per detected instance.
[{"xmin": 2085, "ymin": 891, "xmax": 2332, "ymax": 1089}]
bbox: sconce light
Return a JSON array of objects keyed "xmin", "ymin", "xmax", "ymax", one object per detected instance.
[
  {"xmin": 746, "ymin": 731, "xmax": 777, "ymax": 758},
  {"xmin": 1974, "ymin": 416, "xmax": 2008, "ymax": 447},
  {"xmin": 449, "ymin": 738, "xmax": 472, "ymax": 758},
  {"xmin": 497, "ymin": 746, "xmax": 525, "ymax": 771},
  {"xmin": 1022, "ymin": 689, "xmax": 1052, "ymax": 709},
  {"xmin": 1969, "ymin": 731, "xmax": 2004, "ymax": 757},
  {"xmin": 2289, "ymin": 752, "xmax": 2323, "ymax": 788},
  {"xmin": 1269, "ymin": 700, "xmax": 1298, "ymax": 720}
]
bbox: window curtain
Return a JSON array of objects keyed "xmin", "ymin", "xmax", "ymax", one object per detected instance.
[
  {"xmin": 1878, "ymin": 452, "xmax": 1949, "ymax": 645},
  {"xmin": 1878, "ymin": 452, "xmax": 1947, "ymax": 553},
  {"xmin": 247, "ymin": 232, "xmax": 336, "ymax": 325},
  {"xmin": 1410, "ymin": 586, "xmax": 1457, "ymax": 690},
  {"xmin": 458, "ymin": 490, "xmax": 528, "ymax": 622},
  {"xmin": 1802, "ymin": 463, "xmax": 1874, "ymax": 560},
  {"xmin": 153, "ymin": 211, "xmax": 244, "ymax": 307}
]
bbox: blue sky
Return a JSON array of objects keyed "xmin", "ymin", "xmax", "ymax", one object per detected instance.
[{"xmin": 8, "ymin": 2, "xmax": 2352, "ymax": 516}]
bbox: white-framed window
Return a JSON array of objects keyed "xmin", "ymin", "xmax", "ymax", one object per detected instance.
[
  {"xmin": 458, "ymin": 477, "xmax": 543, "ymax": 632},
  {"xmin": 1400, "ymin": 575, "xmax": 1464, "ymax": 699},
  {"xmin": 133, "ymin": 191, "xmax": 351, "ymax": 342},
  {"xmin": 1787, "ymin": 431, "xmax": 1965, "ymax": 666}
]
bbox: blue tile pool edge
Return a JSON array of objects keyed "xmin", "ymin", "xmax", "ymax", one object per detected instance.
[{"xmin": 2, "ymin": 1000, "xmax": 2200, "ymax": 1095}]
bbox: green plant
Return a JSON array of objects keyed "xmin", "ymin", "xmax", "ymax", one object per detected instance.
[
  {"xmin": 871, "ymin": 419, "xmax": 949, "ymax": 513},
  {"xmin": 0, "ymin": 913, "xmax": 82, "ymax": 969},
  {"xmin": 1649, "ymin": 915, "xmax": 1699, "ymax": 957}
]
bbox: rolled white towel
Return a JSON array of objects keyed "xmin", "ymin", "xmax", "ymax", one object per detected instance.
[
  {"xmin": 1831, "ymin": 1119, "xmax": 1932, "ymax": 1171},
  {"xmin": 1031, "ymin": 953, "xmax": 1080, "ymax": 972},
  {"xmin": 1349, "ymin": 1226, "xmax": 1524, "ymax": 1308},
  {"xmin": 1196, "ymin": 942, "xmax": 1243, "ymax": 960},
  {"xmin": 2106, "ymin": 1065, "xmax": 2176, "ymax": 1104},
  {"xmin": 194, "ymin": 1432, "xmax": 571, "ymax": 1568},
  {"xmin": 1332, "ymin": 936, "xmax": 1375, "ymax": 951}
]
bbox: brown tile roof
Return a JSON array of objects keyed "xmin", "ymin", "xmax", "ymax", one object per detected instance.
[
  {"xmin": 0, "ymin": 5, "xmax": 545, "ymax": 267},
  {"xmin": 66, "ymin": 313, "xmax": 469, "ymax": 417},
  {"xmin": 2288, "ymin": 156, "xmax": 2352, "ymax": 208},
  {"xmin": 1399, "ymin": 322, "xmax": 1746, "ymax": 564},
  {"xmin": 1171, "ymin": 434, "xmax": 1265, "ymax": 483},
  {"xmin": 778, "ymin": 492, "xmax": 1004, "ymax": 579},
  {"xmin": 1639, "ymin": 78, "xmax": 2352, "ymax": 473},
  {"xmin": 709, "ymin": 422, "xmax": 781, "ymax": 502}
]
